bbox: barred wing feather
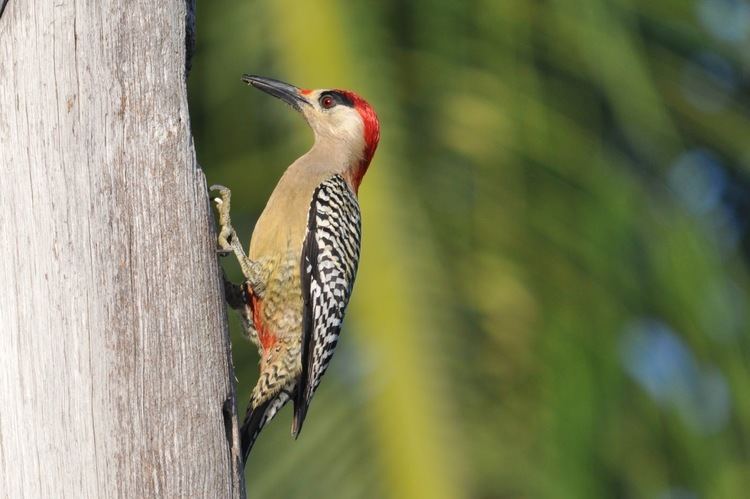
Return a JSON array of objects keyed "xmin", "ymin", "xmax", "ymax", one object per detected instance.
[{"xmin": 293, "ymin": 174, "xmax": 361, "ymax": 436}]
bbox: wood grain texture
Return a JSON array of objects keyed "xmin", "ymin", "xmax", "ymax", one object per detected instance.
[{"xmin": 0, "ymin": 1, "xmax": 245, "ymax": 497}]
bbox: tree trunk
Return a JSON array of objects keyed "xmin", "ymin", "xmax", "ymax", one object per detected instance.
[{"xmin": 0, "ymin": 2, "xmax": 245, "ymax": 497}]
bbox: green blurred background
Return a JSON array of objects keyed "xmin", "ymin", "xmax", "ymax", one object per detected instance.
[{"xmin": 188, "ymin": 1, "xmax": 750, "ymax": 497}]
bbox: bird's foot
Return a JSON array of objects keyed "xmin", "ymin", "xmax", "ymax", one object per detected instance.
[
  {"xmin": 209, "ymin": 184, "xmax": 261, "ymax": 286},
  {"xmin": 210, "ymin": 184, "xmax": 236, "ymax": 255}
]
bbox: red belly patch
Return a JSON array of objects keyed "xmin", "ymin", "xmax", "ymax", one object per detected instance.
[{"xmin": 249, "ymin": 291, "xmax": 277, "ymax": 352}]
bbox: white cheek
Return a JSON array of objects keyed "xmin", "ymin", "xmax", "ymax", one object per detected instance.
[
  {"xmin": 334, "ymin": 111, "xmax": 364, "ymax": 141},
  {"xmin": 309, "ymin": 107, "xmax": 366, "ymax": 163},
  {"xmin": 315, "ymin": 109, "xmax": 362, "ymax": 141}
]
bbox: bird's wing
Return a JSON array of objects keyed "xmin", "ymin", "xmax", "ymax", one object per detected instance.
[{"xmin": 293, "ymin": 174, "xmax": 361, "ymax": 436}]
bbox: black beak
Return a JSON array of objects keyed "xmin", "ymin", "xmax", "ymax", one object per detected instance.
[{"xmin": 242, "ymin": 74, "xmax": 309, "ymax": 112}]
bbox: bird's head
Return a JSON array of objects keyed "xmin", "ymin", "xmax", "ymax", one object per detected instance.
[{"xmin": 242, "ymin": 75, "xmax": 380, "ymax": 191}]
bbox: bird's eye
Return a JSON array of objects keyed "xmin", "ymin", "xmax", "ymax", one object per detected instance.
[{"xmin": 320, "ymin": 95, "xmax": 336, "ymax": 109}]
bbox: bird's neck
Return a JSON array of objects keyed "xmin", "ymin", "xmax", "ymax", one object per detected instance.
[{"xmin": 304, "ymin": 137, "xmax": 369, "ymax": 194}]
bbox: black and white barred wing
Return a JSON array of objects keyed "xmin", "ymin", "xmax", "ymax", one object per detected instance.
[{"xmin": 293, "ymin": 175, "xmax": 361, "ymax": 436}]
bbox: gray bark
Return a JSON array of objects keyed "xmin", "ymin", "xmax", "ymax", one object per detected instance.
[{"xmin": 0, "ymin": 2, "xmax": 244, "ymax": 498}]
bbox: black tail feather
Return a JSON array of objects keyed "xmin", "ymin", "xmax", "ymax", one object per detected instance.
[
  {"xmin": 291, "ymin": 392, "xmax": 310, "ymax": 439},
  {"xmin": 240, "ymin": 399, "xmax": 271, "ymax": 465}
]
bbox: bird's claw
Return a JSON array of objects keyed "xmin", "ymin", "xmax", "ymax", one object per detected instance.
[
  {"xmin": 208, "ymin": 183, "xmax": 258, "ymax": 284},
  {"xmin": 209, "ymin": 184, "xmax": 235, "ymax": 253}
]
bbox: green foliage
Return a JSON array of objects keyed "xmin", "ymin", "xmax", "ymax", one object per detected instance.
[{"xmin": 189, "ymin": 0, "xmax": 750, "ymax": 497}]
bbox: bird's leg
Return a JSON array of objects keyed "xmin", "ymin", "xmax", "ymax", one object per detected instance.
[
  {"xmin": 210, "ymin": 184, "xmax": 265, "ymax": 295},
  {"xmin": 220, "ymin": 267, "xmax": 262, "ymax": 349},
  {"xmin": 210, "ymin": 184, "xmax": 241, "ymax": 256}
]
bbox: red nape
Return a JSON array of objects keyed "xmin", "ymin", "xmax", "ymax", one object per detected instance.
[
  {"xmin": 250, "ymin": 293, "xmax": 276, "ymax": 352},
  {"xmin": 338, "ymin": 90, "xmax": 380, "ymax": 191}
]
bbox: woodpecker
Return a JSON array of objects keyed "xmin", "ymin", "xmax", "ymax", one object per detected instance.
[{"xmin": 211, "ymin": 75, "xmax": 380, "ymax": 464}]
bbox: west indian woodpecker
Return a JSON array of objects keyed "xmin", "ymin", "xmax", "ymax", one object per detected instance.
[{"xmin": 211, "ymin": 75, "xmax": 380, "ymax": 465}]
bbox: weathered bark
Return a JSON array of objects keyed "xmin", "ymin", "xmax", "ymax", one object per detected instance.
[{"xmin": 0, "ymin": 2, "xmax": 244, "ymax": 497}]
